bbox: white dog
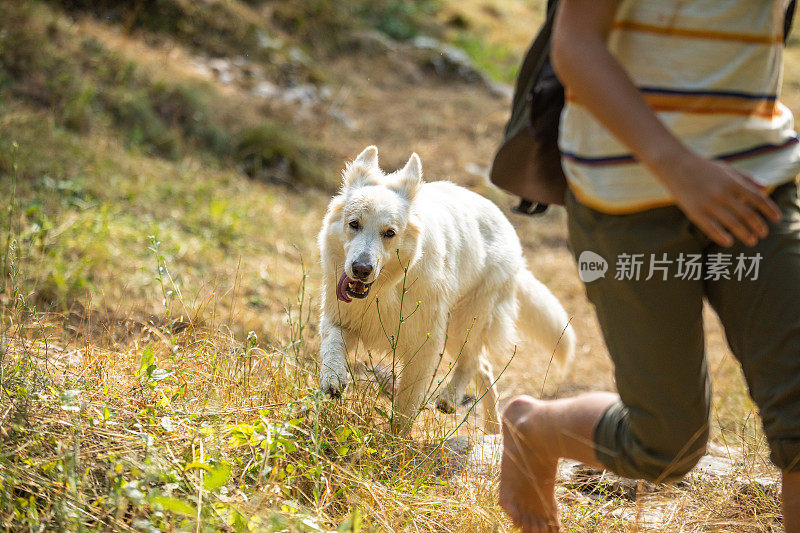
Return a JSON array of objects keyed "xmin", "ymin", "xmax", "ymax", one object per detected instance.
[{"xmin": 318, "ymin": 146, "xmax": 575, "ymax": 432}]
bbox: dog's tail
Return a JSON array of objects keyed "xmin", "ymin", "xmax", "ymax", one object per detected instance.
[{"xmin": 515, "ymin": 268, "xmax": 576, "ymax": 371}]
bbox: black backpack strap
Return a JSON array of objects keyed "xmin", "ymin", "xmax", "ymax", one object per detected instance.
[
  {"xmin": 786, "ymin": 0, "xmax": 796, "ymax": 44},
  {"xmin": 493, "ymin": 1, "xmax": 565, "ymax": 216},
  {"xmin": 504, "ymin": 1, "xmax": 560, "ymax": 140}
]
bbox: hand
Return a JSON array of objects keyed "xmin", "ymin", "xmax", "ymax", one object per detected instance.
[{"xmin": 652, "ymin": 152, "xmax": 782, "ymax": 247}]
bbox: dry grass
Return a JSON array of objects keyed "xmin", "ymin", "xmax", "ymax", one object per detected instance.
[
  {"xmin": 0, "ymin": 234, "xmax": 510, "ymax": 531},
  {"xmin": 1, "ymin": 0, "xmax": 798, "ymax": 531}
]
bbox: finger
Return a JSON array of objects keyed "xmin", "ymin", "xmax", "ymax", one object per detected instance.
[
  {"xmin": 724, "ymin": 195, "xmax": 768, "ymax": 240},
  {"xmin": 736, "ymin": 177, "xmax": 782, "ymax": 222},
  {"xmin": 694, "ymin": 213, "xmax": 734, "ymax": 247},
  {"xmin": 714, "ymin": 207, "xmax": 757, "ymax": 246},
  {"xmin": 750, "ymin": 191, "xmax": 781, "ymax": 223}
]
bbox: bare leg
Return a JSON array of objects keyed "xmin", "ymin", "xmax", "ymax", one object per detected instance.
[
  {"xmin": 783, "ymin": 472, "xmax": 800, "ymax": 533},
  {"xmin": 499, "ymin": 392, "xmax": 617, "ymax": 532}
]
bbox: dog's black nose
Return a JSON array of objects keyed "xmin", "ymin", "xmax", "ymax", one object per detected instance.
[{"xmin": 351, "ymin": 261, "xmax": 373, "ymax": 280}]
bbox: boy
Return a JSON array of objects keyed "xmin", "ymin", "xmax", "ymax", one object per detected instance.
[{"xmin": 498, "ymin": 1, "xmax": 800, "ymax": 531}]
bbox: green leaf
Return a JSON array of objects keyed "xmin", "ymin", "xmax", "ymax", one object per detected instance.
[
  {"xmin": 150, "ymin": 495, "xmax": 196, "ymax": 517},
  {"xmin": 203, "ymin": 463, "xmax": 231, "ymax": 492},
  {"xmin": 338, "ymin": 509, "xmax": 362, "ymax": 532},
  {"xmin": 137, "ymin": 344, "xmax": 155, "ymax": 378},
  {"xmin": 184, "ymin": 462, "xmax": 211, "ymax": 472},
  {"xmin": 335, "ymin": 426, "xmax": 351, "ymax": 442}
]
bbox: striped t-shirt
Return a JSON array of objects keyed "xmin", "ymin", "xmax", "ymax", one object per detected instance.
[{"xmin": 559, "ymin": 0, "xmax": 800, "ymax": 213}]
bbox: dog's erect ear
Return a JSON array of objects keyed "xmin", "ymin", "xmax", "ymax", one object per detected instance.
[
  {"xmin": 342, "ymin": 145, "xmax": 380, "ymax": 188},
  {"xmin": 354, "ymin": 145, "xmax": 379, "ymax": 168},
  {"xmin": 392, "ymin": 152, "xmax": 423, "ymax": 200}
]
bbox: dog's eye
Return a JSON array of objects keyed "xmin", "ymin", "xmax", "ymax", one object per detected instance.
[
  {"xmin": 383, "ymin": 229, "xmax": 396, "ymax": 239},
  {"xmin": 349, "ymin": 220, "xmax": 360, "ymax": 230}
]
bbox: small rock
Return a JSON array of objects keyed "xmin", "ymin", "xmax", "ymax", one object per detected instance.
[
  {"xmin": 409, "ymin": 35, "xmax": 509, "ymax": 98},
  {"xmin": 281, "ymin": 84, "xmax": 321, "ymax": 106},
  {"xmin": 611, "ymin": 503, "xmax": 678, "ymax": 530},
  {"xmin": 464, "ymin": 162, "xmax": 490, "ymax": 182},
  {"xmin": 561, "ymin": 461, "xmax": 657, "ymax": 501},
  {"xmin": 207, "ymin": 58, "xmax": 236, "ymax": 84},
  {"xmin": 348, "ymin": 29, "xmax": 399, "ymax": 54},
  {"xmin": 737, "ymin": 475, "xmax": 780, "ymax": 499},
  {"xmin": 706, "ymin": 441, "xmax": 737, "ymax": 457},
  {"xmin": 288, "ymin": 47, "xmax": 311, "ymax": 66},
  {"xmin": 411, "ymin": 35, "xmax": 441, "ymax": 50},
  {"xmin": 434, "ymin": 434, "xmax": 503, "ymax": 477},
  {"xmin": 487, "ymin": 81, "xmax": 514, "ymax": 100},
  {"xmin": 257, "ymin": 30, "xmax": 283, "ymax": 51},
  {"xmin": 692, "ymin": 454, "xmax": 738, "ymax": 477},
  {"xmin": 253, "ymin": 81, "xmax": 281, "ymax": 99},
  {"xmin": 328, "ymin": 108, "xmax": 359, "ymax": 131}
]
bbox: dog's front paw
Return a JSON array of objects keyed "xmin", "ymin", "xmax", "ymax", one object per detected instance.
[
  {"xmin": 436, "ymin": 388, "xmax": 475, "ymax": 413},
  {"xmin": 320, "ymin": 364, "xmax": 349, "ymax": 398},
  {"xmin": 435, "ymin": 394, "xmax": 456, "ymax": 414}
]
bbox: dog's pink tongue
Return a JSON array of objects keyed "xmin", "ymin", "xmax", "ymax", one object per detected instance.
[{"xmin": 337, "ymin": 272, "xmax": 352, "ymax": 303}]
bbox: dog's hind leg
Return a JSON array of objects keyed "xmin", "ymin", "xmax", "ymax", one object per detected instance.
[
  {"xmin": 474, "ymin": 353, "xmax": 500, "ymax": 433},
  {"xmin": 391, "ymin": 348, "xmax": 440, "ymax": 433},
  {"xmin": 435, "ymin": 337, "xmax": 482, "ymax": 416},
  {"xmin": 436, "ymin": 341, "xmax": 502, "ymax": 434}
]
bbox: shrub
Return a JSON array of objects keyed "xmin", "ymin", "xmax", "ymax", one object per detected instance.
[{"xmin": 236, "ymin": 124, "xmax": 330, "ymax": 189}]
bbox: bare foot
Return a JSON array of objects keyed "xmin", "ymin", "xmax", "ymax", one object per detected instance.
[{"xmin": 499, "ymin": 395, "xmax": 561, "ymax": 532}]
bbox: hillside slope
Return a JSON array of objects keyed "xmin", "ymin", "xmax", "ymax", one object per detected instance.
[{"xmin": 1, "ymin": 0, "xmax": 797, "ymax": 531}]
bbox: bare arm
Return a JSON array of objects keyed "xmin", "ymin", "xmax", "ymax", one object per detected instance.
[{"xmin": 551, "ymin": 0, "xmax": 781, "ymax": 246}]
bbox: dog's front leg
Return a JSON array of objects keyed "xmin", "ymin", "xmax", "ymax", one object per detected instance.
[{"xmin": 319, "ymin": 317, "xmax": 350, "ymax": 397}]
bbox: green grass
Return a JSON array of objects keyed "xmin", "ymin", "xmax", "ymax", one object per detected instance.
[
  {"xmin": 271, "ymin": 0, "xmax": 441, "ymax": 50},
  {"xmin": 452, "ymin": 32, "xmax": 520, "ymax": 85},
  {"xmin": 0, "ymin": 149, "xmax": 502, "ymax": 529},
  {"xmin": 47, "ymin": 0, "xmax": 269, "ymax": 61},
  {"xmin": 0, "ymin": 0, "xmax": 791, "ymax": 530},
  {"xmin": 0, "ymin": 0, "xmax": 332, "ymax": 187}
]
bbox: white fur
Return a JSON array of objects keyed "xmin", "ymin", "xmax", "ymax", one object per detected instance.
[{"xmin": 318, "ymin": 146, "xmax": 575, "ymax": 433}]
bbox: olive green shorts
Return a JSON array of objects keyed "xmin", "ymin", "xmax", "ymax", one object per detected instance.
[{"xmin": 566, "ymin": 180, "xmax": 800, "ymax": 481}]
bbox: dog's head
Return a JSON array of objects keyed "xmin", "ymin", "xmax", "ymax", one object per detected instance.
[{"xmin": 320, "ymin": 146, "xmax": 423, "ymax": 303}]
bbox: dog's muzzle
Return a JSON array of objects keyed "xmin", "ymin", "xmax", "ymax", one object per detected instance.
[{"xmin": 337, "ymin": 271, "xmax": 373, "ymax": 302}]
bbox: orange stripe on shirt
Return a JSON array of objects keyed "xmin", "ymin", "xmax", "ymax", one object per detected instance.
[
  {"xmin": 642, "ymin": 94, "xmax": 780, "ymax": 119},
  {"xmin": 565, "ymin": 92, "xmax": 781, "ymax": 119},
  {"xmin": 613, "ymin": 20, "xmax": 782, "ymax": 45}
]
